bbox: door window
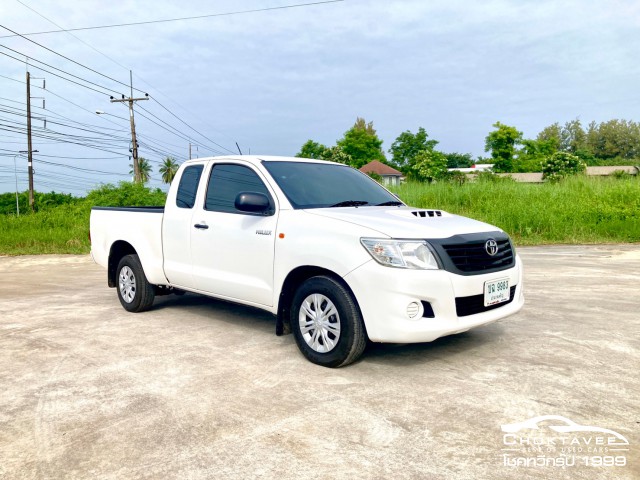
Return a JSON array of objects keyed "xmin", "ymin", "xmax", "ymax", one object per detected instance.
[
  {"xmin": 205, "ymin": 164, "xmax": 272, "ymax": 213},
  {"xmin": 176, "ymin": 165, "xmax": 204, "ymax": 209}
]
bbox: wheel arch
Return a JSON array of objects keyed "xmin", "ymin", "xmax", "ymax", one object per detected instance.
[
  {"xmin": 108, "ymin": 241, "xmax": 137, "ymax": 287},
  {"xmin": 276, "ymin": 266, "xmax": 364, "ymax": 337}
]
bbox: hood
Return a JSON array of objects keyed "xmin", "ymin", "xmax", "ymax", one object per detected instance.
[{"xmin": 305, "ymin": 206, "xmax": 501, "ymax": 239}]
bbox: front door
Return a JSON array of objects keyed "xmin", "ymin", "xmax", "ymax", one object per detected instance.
[{"xmin": 190, "ymin": 162, "xmax": 278, "ymax": 306}]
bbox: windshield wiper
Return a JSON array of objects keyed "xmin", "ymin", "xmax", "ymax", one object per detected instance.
[
  {"xmin": 329, "ymin": 200, "xmax": 370, "ymax": 207},
  {"xmin": 375, "ymin": 201, "xmax": 403, "ymax": 206}
]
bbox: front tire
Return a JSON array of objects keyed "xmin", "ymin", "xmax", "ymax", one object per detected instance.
[
  {"xmin": 291, "ymin": 276, "xmax": 367, "ymax": 368},
  {"xmin": 116, "ymin": 254, "xmax": 155, "ymax": 312}
]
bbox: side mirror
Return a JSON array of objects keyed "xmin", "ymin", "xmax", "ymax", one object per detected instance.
[{"xmin": 235, "ymin": 192, "xmax": 272, "ymax": 214}]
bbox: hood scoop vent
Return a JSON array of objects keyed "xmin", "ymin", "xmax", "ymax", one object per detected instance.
[{"xmin": 411, "ymin": 210, "xmax": 443, "ymax": 218}]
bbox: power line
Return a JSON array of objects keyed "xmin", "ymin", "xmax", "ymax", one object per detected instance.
[
  {"xmin": 0, "ymin": 118, "xmax": 130, "ymax": 146},
  {"xmin": 0, "ymin": 51, "xmax": 117, "ymax": 97},
  {"xmin": 0, "ymin": 23, "xmax": 136, "ymax": 94},
  {"xmin": 133, "ymin": 105, "xmax": 206, "ymax": 149},
  {"xmin": 0, "ymin": 46, "xmax": 122, "ymax": 96},
  {"xmin": 0, "ymin": 124, "xmax": 129, "ymax": 156},
  {"xmin": 150, "ymin": 97, "xmax": 236, "ymax": 154},
  {"xmin": 35, "ymin": 158, "xmax": 130, "ymax": 177},
  {"xmin": 2, "ymin": 1, "xmax": 345, "ymax": 37},
  {"xmin": 8, "ymin": 1, "xmax": 247, "ymax": 155},
  {"xmin": 0, "ymin": 73, "xmax": 24, "ymax": 84},
  {"xmin": 30, "ymin": 81, "xmax": 126, "ymax": 130},
  {"xmin": 0, "ymin": 104, "xmax": 131, "ymax": 139}
]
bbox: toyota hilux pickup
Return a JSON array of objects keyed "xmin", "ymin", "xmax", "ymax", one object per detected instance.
[{"xmin": 90, "ymin": 156, "xmax": 524, "ymax": 367}]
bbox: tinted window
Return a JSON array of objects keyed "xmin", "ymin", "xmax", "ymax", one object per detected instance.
[
  {"xmin": 262, "ymin": 161, "xmax": 399, "ymax": 209},
  {"xmin": 205, "ymin": 164, "xmax": 272, "ymax": 213},
  {"xmin": 176, "ymin": 165, "xmax": 203, "ymax": 209}
]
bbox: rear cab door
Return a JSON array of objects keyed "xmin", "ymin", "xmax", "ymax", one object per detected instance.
[{"xmin": 162, "ymin": 161, "xmax": 207, "ymax": 287}]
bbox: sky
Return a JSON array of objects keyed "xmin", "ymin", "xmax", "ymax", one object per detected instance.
[{"xmin": 1, "ymin": 0, "xmax": 639, "ymax": 195}]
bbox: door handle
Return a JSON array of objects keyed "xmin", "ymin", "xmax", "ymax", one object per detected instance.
[{"xmin": 194, "ymin": 223, "xmax": 209, "ymax": 230}]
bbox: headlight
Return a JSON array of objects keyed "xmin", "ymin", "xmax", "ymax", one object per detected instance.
[{"xmin": 360, "ymin": 238, "xmax": 440, "ymax": 270}]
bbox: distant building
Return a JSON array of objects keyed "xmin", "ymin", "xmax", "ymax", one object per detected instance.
[
  {"xmin": 359, "ymin": 160, "xmax": 403, "ymax": 186},
  {"xmin": 448, "ymin": 164, "xmax": 493, "ymax": 173}
]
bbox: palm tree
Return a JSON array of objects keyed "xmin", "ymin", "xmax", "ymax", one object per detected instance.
[
  {"xmin": 159, "ymin": 156, "xmax": 180, "ymax": 184},
  {"xmin": 129, "ymin": 157, "xmax": 152, "ymax": 184}
]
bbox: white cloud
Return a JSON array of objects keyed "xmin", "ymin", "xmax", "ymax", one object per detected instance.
[{"xmin": 1, "ymin": 0, "xmax": 639, "ymax": 193}]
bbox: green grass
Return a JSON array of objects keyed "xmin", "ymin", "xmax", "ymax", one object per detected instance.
[
  {"xmin": 0, "ymin": 183, "xmax": 167, "ymax": 255},
  {"xmin": 0, "ymin": 177, "xmax": 638, "ymax": 255},
  {"xmin": 0, "ymin": 203, "xmax": 92, "ymax": 254},
  {"xmin": 391, "ymin": 175, "xmax": 640, "ymax": 245}
]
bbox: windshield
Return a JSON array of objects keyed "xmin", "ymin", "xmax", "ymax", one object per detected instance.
[{"xmin": 262, "ymin": 161, "xmax": 402, "ymax": 209}]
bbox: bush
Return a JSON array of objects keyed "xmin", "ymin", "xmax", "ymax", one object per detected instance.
[
  {"xmin": 473, "ymin": 171, "xmax": 515, "ymax": 183},
  {"xmin": 611, "ymin": 170, "xmax": 631, "ymax": 179},
  {"xmin": 411, "ymin": 150, "xmax": 448, "ymax": 183},
  {"xmin": 0, "ymin": 191, "xmax": 81, "ymax": 215},
  {"xmin": 85, "ymin": 182, "xmax": 167, "ymax": 207},
  {"xmin": 443, "ymin": 170, "xmax": 468, "ymax": 185},
  {"xmin": 542, "ymin": 152, "xmax": 586, "ymax": 182}
]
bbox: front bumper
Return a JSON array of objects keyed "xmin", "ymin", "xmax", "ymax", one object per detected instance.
[{"xmin": 344, "ymin": 254, "xmax": 524, "ymax": 343}]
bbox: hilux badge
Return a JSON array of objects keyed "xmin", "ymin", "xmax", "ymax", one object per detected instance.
[{"xmin": 485, "ymin": 239, "xmax": 498, "ymax": 256}]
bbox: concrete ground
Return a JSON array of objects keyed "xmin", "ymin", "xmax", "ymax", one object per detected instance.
[{"xmin": 0, "ymin": 245, "xmax": 638, "ymax": 479}]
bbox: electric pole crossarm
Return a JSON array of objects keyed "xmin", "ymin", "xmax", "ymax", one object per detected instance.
[{"xmin": 110, "ymin": 97, "xmax": 150, "ymax": 103}]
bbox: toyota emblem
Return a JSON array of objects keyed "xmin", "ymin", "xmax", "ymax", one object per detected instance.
[{"xmin": 485, "ymin": 239, "xmax": 498, "ymax": 256}]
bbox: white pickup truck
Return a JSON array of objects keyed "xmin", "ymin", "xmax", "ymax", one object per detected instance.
[{"xmin": 90, "ymin": 155, "xmax": 524, "ymax": 367}]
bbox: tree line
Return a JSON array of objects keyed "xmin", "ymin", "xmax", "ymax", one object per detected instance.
[{"xmin": 296, "ymin": 117, "xmax": 640, "ymax": 182}]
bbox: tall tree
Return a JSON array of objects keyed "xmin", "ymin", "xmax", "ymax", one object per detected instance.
[
  {"xmin": 444, "ymin": 152, "xmax": 473, "ymax": 169},
  {"xmin": 295, "ymin": 141, "xmax": 352, "ymax": 164},
  {"xmin": 586, "ymin": 119, "xmax": 640, "ymax": 159},
  {"xmin": 389, "ymin": 127, "xmax": 438, "ymax": 173},
  {"xmin": 336, "ymin": 117, "xmax": 385, "ymax": 168},
  {"xmin": 561, "ymin": 119, "xmax": 587, "ymax": 153},
  {"xmin": 159, "ymin": 157, "xmax": 179, "ymax": 184},
  {"xmin": 130, "ymin": 157, "xmax": 152, "ymax": 184},
  {"xmin": 537, "ymin": 119, "xmax": 587, "ymax": 154},
  {"xmin": 485, "ymin": 122, "xmax": 523, "ymax": 172},
  {"xmin": 296, "ymin": 140, "xmax": 328, "ymax": 159},
  {"xmin": 536, "ymin": 123, "xmax": 562, "ymax": 152}
]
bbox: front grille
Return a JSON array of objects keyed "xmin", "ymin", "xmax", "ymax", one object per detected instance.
[
  {"xmin": 441, "ymin": 237, "xmax": 514, "ymax": 274},
  {"xmin": 456, "ymin": 286, "xmax": 516, "ymax": 317}
]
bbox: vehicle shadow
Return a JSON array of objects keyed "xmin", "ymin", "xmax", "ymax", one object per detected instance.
[
  {"xmin": 151, "ymin": 292, "xmax": 275, "ymax": 334},
  {"xmin": 151, "ymin": 292, "xmax": 506, "ymax": 366},
  {"xmin": 362, "ymin": 323, "xmax": 505, "ymax": 367}
]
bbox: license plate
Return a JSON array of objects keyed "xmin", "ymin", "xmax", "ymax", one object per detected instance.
[{"xmin": 484, "ymin": 278, "xmax": 510, "ymax": 307}]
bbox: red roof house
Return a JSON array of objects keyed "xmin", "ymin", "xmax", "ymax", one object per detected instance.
[{"xmin": 359, "ymin": 160, "xmax": 403, "ymax": 186}]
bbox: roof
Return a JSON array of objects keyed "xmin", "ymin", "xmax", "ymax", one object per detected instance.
[
  {"xmin": 359, "ymin": 160, "xmax": 402, "ymax": 176},
  {"xmin": 182, "ymin": 155, "xmax": 342, "ymax": 167}
]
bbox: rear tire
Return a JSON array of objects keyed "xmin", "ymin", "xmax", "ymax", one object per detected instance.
[
  {"xmin": 116, "ymin": 254, "xmax": 155, "ymax": 312},
  {"xmin": 291, "ymin": 276, "xmax": 367, "ymax": 368}
]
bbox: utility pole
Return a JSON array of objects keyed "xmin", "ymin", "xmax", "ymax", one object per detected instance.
[
  {"xmin": 110, "ymin": 71, "xmax": 148, "ymax": 183},
  {"xmin": 189, "ymin": 142, "xmax": 192, "ymax": 160},
  {"xmin": 26, "ymin": 71, "xmax": 34, "ymax": 211}
]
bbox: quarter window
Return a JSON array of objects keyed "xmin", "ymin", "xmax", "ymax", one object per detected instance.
[
  {"xmin": 205, "ymin": 164, "xmax": 272, "ymax": 213},
  {"xmin": 176, "ymin": 165, "xmax": 204, "ymax": 209}
]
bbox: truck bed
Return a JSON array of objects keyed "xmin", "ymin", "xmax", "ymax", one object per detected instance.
[
  {"xmin": 92, "ymin": 206, "xmax": 165, "ymax": 213},
  {"xmin": 90, "ymin": 206, "xmax": 168, "ymax": 286}
]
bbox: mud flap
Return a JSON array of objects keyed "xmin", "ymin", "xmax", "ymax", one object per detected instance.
[{"xmin": 275, "ymin": 312, "xmax": 291, "ymax": 336}]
